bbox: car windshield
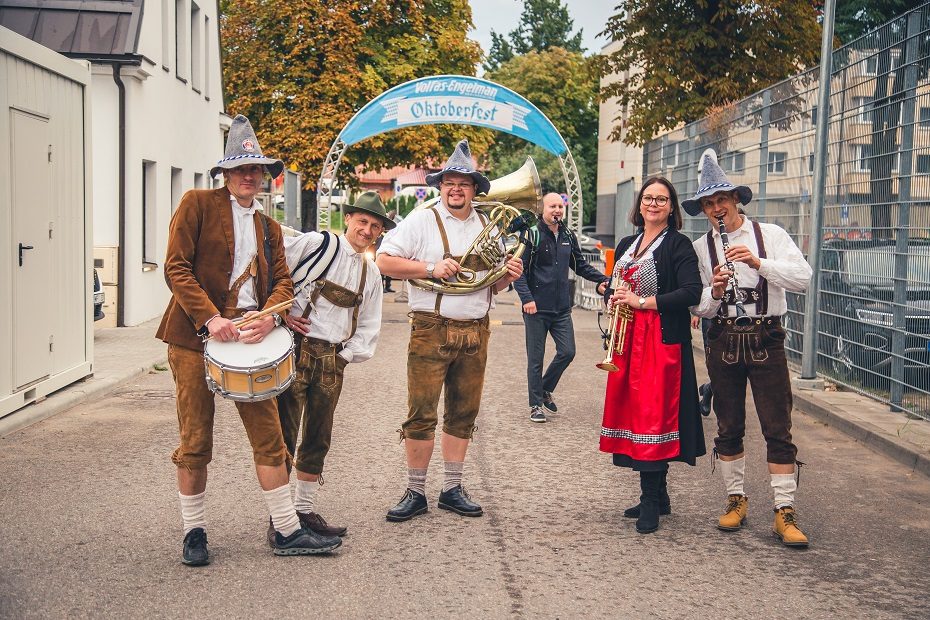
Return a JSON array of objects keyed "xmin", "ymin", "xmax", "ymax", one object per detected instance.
[{"xmin": 843, "ymin": 246, "xmax": 930, "ymax": 286}]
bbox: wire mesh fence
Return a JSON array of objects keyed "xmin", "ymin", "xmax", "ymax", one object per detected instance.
[{"xmin": 642, "ymin": 3, "xmax": 930, "ymax": 420}]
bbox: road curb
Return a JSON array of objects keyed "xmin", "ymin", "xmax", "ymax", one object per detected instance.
[
  {"xmin": 0, "ymin": 356, "xmax": 168, "ymax": 438},
  {"xmin": 691, "ymin": 340, "xmax": 929, "ymax": 478},
  {"xmin": 791, "ymin": 390, "xmax": 930, "ymax": 478}
]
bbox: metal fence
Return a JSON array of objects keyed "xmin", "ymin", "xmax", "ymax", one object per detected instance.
[
  {"xmin": 642, "ymin": 3, "xmax": 930, "ymax": 420},
  {"xmin": 575, "ymin": 251, "xmax": 606, "ymax": 310}
]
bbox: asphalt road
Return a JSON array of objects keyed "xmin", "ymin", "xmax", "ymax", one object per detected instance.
[{"xmin": 1, "ymin": 293, "xmax": 928, "ymax": 618}]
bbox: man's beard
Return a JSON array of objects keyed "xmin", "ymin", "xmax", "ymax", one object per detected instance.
[{"xmin": 446, "ymin": 199, "xmax": 469, "ymax": 210}]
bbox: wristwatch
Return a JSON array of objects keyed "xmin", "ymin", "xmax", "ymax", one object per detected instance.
[
  {"xmin": 426, "ymin": 262, "xmax": 436, "ymax": 278},
  {"xmin": 638, "ymin": 297, "xmax": 647, "ymax": 308}
]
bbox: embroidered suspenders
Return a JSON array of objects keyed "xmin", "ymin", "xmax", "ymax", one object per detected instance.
[
  {"xmin": 707, "ymin": 221, "xmax": 769, "ymax": 317},
  {"xmin": 428, "ymin": 207, "xmax": 491, "ymax": 314}
]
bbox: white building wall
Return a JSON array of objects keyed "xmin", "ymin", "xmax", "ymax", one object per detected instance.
[
  {"xmin": 596, "ymin": 40, "xmax": 644, "ymax": 237},
  {"xmin": 92, "ymin": 0, "xmax": 228, "ymax": 326}
]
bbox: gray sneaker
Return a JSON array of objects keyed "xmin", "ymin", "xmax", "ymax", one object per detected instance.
[
  {"xmin": 529, "ymin": 406, "xmax": 547, "ymax": 423},
  {"xmin": 542, "ymin": 391, "xmax": 558, "ymax": 413}
]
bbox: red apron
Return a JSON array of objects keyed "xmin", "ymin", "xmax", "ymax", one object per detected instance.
[{"xmin": 599, "ymin": 309, "xmax": 682, "ymax": 461}]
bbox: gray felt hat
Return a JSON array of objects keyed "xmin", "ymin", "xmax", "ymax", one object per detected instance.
[
  {"xmin": 210, "ymin": 115, "xmax": 284, "ymax": 178},
  {"xmin": 424, "ymin": 139, "xmax": 491, "ymax": 195},
  {"xmin": 681, "ymin": 148, "xmax": 753, "ymax": 216},
  {"xmin": 343, "ymin": 191, "xmax": 396, "ymax": 230}
]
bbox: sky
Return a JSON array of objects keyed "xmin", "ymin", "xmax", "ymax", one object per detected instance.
[{"xmin": 468, "ymin": 0, "xmax": 618, "ymax": 62}]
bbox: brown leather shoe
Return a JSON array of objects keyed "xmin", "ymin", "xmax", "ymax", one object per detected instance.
[
  {"xmin": 298, "ymin": 511, "xmax": 347, "ymax": 537},
  {"xmin": 773, "ymin": 506, "xmax": 809, "ymax": 548},
  {"xmin": 717, "ymin": 494, "xmax": 748, "ymax": 531}
]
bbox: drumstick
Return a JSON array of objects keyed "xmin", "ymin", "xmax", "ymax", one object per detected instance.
[
  {"xmin": 235, "ymin": 298, "xmax": 295, "ymax": 330},
  {"xmin": 203, "ymin": 298, "xmax": 295, "ymax": 341}
]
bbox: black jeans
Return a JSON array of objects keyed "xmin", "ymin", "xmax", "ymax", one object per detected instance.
[{"xmin": 523, "ymin": 310, "xmax": 576, "ymax": 407}]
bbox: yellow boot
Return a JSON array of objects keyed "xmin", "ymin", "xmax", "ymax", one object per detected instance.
[
  {"xmin": 717, "ymin": 494, "xmax": 748, "ymax": 531},
  {"xmin": 773, "ymin": 506, "xmax": 809, "ymax": 547}
]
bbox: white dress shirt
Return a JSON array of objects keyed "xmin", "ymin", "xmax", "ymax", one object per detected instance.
[
  {"xmin": 228, "ymin": 195, "xmax": 259, "ymax": 310},
  {"xmin": 691, "ymin": 216, "xmax": 812, "ymax": 319},
  {"xmin": 284, "ymin": 232, "xmax": 383, "ymax": 363},
  {"xmin": 377, "ymin": 201, "xmax": 496, "ymax": 320}
]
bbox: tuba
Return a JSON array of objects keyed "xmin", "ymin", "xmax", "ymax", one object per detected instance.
[{"xmin": 409, "ymin": 157, "xmax": 543, "ymax": 295}]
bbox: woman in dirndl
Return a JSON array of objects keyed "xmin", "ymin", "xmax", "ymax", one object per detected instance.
[{"xmin": 600, "ymin": 176, "xmax": 706, "ymax": 534}]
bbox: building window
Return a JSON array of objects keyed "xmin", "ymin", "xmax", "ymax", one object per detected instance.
[
  {"xmin": 767, "ymin": 151, "xmax": 787, "ymax": 175},
  {"xmin": 864, "ymin": 55, "xmax": 878, "ymax": 76},
  {"xmin": 175, "ymin": 0, "xmax": 187, "ymax": 81},
  {"xmin": 161, "ymin": 0, "xmax": 170, "ymax": 69},
  {"xmin": 171, "ymin": 167, "xmax": 184, "ymax": 213},
  {"xmin": 919, "ymin": 107, "xmax": 930, "ymax": 128},
  {"xmin": 854, "ymin": 97, "xmax": 872, "ymax": 124},
  {"xmin": 855, "ymin": 145, "xmax": 899, "ymax": 173},
  {"xmin": 190, "ymin": 2, "xmax": 202, "ymax": 91},
  {"xmin": 194, "ymin": 172, "xmax": 204, "ymax": 188},
  {"xmin": 917, "ymin": 154, "xmax": 930, "ymax": 175},
  {"xmin": 143, "ymin": 161, "xmax": 158, "ymax": 267},
  {"xmin": 663, "ymin": 141, "xmax": 681, "ymax": 167},
  {"xmin": 722, "ymin": 152, "xmax": 745, "ymax": 173},
  {"xmin": 204, "ymin": 14, "xmax": 211, "ymax": 98}
]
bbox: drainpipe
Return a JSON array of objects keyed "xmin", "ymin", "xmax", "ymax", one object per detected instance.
[{"xmin": 112, "ymin": 62, "xmax": 127, "ymax": 327}]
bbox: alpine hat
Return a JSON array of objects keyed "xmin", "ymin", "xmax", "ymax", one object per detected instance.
[
  {"xmin": 681, "ymin": 148, "xmax": 753, "ymax": 216},
  {"xmin": 210, "ymin": 114, "xmax": 284, "ymax": 179},
  {"xmin": 424, "ymin": 139, "xmax": 491, "ymax": 195},
  {"xmin": 343, "ymin": 191, "xmax": 396, "ymax": 230}
]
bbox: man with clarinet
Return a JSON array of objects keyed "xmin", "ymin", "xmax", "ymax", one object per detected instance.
[{"xmin": 684, "ymin": 149, "xmax": 813, "ymax": 547}]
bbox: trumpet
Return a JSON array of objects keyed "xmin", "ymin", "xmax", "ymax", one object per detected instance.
[
  {"xmin": 597, "ymin": 278, "xmax": 635, "ymax": 372},
  {"xmin": 716, "ymin": 216, "xmax": 753, "ymax": 327}
]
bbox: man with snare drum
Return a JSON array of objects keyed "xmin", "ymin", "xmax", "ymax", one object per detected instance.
[
  {"xmin": 156, "ymin": 115, "xmax": 341, "ymax": 565},
  {"xmin": 274, "ymin": 191, "xmax": 391, "ymax": 541}
]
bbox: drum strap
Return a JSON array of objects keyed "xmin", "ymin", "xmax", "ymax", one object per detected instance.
[
  {"xmin": 428, "ymin": 207, "xmax": 491, "ymax": 315},
  {"xmin": 226, "ymin": 255, "xmax": 258, "ymax": 313},
  {"xmin": 305, "ymin": 257, "xmax": 368, "ymax": 341}
]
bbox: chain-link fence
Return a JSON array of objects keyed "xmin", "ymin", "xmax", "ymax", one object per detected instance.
[{"xmin": 642, "ymin": 3, "xmax": 930, "ymax": 420}]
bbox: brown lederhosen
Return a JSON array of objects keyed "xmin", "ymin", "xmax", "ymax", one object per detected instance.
[
  {"xmin": 276, "ymin": 259, "xmax": 367, "ymax": 475},
  {"xmin": 170, "ymin": 255, "xmax": 289, "ymax": 470},
  {"xmin": 704, "ymin": 222, "xmax": 797, "ymax": 464},
  {"xmin": 400, "ymin": 208, "xmax": 492, "ymax": 441}
]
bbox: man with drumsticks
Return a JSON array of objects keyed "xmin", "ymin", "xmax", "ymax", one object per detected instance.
[
  {"xmin": 156, "ymin": 115, "xmax": 341, "ymax": 565},
  {"xmin": 684, "ymin": 149, "xmax": 813, "ymax": 547},
  {"xmin": 376, "ymin": 139, "xmax": 524, "ymax": 522},
  {"xmin": 274, "ymin": 191, "xmax": 391, "ymax": 540}
]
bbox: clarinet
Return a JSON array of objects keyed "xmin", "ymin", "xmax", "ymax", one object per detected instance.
[{"xmin": 716, "ymin": 217, "xmax": 753, "ymax": 327}]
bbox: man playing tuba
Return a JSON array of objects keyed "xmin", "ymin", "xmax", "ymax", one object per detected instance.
[{"xmin": 376, "ymin": 139, "xmax": 523, "ymax": 522}]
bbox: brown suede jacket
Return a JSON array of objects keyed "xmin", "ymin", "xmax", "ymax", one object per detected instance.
[{"xmin": 155, "ymin": 186, "xmax": 293, "ymax": 352}]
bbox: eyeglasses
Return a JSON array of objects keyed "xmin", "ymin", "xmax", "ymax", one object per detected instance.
[
  {"xmin": 441, "ymin": 182, "xmax": 475, "ymax": 190},
  {"xmin": 641, "ymin": 195, "xmax": 670, "ymax": 207}
]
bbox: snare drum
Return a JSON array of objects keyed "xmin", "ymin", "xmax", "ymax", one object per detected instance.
[{"xmin": 204, "ymin": 326, "xmax": 296, "ymax": 401}]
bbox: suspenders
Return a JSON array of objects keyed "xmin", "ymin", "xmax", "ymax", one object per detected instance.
[{"xmin": 428, "ymin": 206, "xmax": 491, "ymax": 315}]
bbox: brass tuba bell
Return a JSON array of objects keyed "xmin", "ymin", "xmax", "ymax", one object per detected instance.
[{"xmin": 409, "ymin": 157, "xmax": 543, "ymax": 295}]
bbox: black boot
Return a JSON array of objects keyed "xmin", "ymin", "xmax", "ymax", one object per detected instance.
[
  {"xmin": 635, "ymin": 471, "xmax": 662, "ymax": 534},
  {"xmin": 623, "ymin": 469, "xmax": 671, "ymax": 518},
  {"xmin": 699, "ymin": 382, "xmax": 713, "ymax": 416}
]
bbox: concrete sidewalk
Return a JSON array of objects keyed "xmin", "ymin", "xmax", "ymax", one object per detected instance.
[{"xmin": 2, "ymin": 289, "xmax": 928, "ymax": 479}]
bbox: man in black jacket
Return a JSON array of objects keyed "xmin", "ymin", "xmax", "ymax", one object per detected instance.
[{"xmin": 514, "ymin": 193, "xmax": 610, "ymax": 423}]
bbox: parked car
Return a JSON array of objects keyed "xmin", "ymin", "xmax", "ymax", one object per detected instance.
[
  {"xmin": 815, "ymin": 238, "xmax": 930, "ymax": 390},
  {"xmin": 93, "ymin": 268, "xmax": 105, "ymax": 321}
]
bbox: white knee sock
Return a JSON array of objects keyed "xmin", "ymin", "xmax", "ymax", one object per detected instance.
[
  {"xmin": 179, "ymin": 491, "xmax": 207, "ymax": 534},
  {"xmin": 719, "ymin": 456, "xmax": 746, "ymax": 496},
  {"xmin": 294, "ymin": 479, "xmax": 318, "ymax": 514},
  {"xmin": 771, "ymin": 473, "xmax": 797, "ymax": 510},
  {"xmin": 263, "ymin": 484, "xmax": 301, "ymax": 536}
]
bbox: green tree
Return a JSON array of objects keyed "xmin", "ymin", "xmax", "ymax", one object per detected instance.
[
  {"xmin": 599, "ymin": 0, "xmax": 823, "ymax": 146},
  {"xmin": 221, "ymin": 0, "xmax": 491, "ymax": 228},
  {"xmin": 484, "ymin": 0, "xmax": 584, "ymax": 72},
  {"xmin": 485, "ymin": 47, "xmax": 598, "ymax": 223},
  {"xmin": 835, "ymin": 0, "xmax": 922, "ymax": 44}
]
